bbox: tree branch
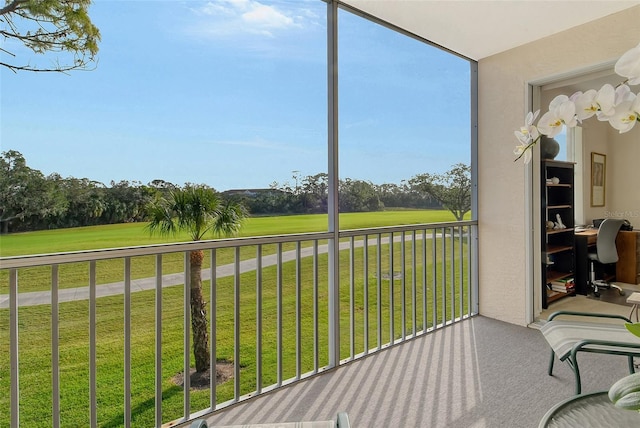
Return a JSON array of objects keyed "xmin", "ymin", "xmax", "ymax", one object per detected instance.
[
  {"xmin": 0, "ymin": 0, "xmax": 29, "ymax": 16},
  {"xmin": 0, "ymin": 0, "xmax": 100, "ymax": 72},
  {"xmin": 0, "ymin": 59, "xmax": 95, "ymax": 74}
]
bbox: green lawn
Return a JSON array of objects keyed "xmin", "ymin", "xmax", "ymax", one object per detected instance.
[
  {"xmin": 0, "ymin": 210, "xmax": 464, "ymax": 294},
  {"xmin": 0, "ymin": 210, "xmax": 459, "ymax": 257},
  {"xmin": 0, "ymin": 210, "xmax": 472, "ymax": 427}
]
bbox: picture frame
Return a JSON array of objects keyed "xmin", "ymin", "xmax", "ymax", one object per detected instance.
[{"xmin": 590, "ymin": 152, "xmax": 606, "ymax": 207}]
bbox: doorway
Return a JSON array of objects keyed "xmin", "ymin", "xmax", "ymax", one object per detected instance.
[{"xmin": 529, "ymin": 66, "xmax": 639, "ymax": 322}]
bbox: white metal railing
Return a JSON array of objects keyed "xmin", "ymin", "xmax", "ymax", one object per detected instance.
[{"xmin": 0, "ymin": 221, "xmax": 477, "ymax": 427}]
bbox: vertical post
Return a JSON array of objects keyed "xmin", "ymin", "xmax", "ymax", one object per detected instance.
[
  {"xmin": 154, "ymin": 255, "xmax": 163, "ymax": 426},
  {"xmin": 327, "ymin": 0, "xmax": 340, "ymax": 367},
  {"xmin": 470, "ymin": 60, "xmax": 480, "ymax": 317},
  {"xmin": 234, "ymin": 247, "xmax": 241, "ymax": 401},
  {"xmin": 296, "ymin": 242, "xmax": 302, "ymax": 378},
  {"xmin": 459, "ymin": 226, "xmax": 464, "ymax": 319},
  {"xmin": 441, "ymin": 229, "xmax": 447, "ymax": 324},
  {"xmin": 349, "ymin": 236, "xmax": 355, "ymax": 359},
  {"xmin": 450, "ymin": 227, "xmax": 456, "ymax": 321},
  {"xmin": 9, "ymin": 269, "xmax": 19, "ymax": 427},
  {"xmin": 183, "ymin": 253, "xmax": 191, "ymax": 419},
  {"xmin": 412, "ymin": 230, "xmax": 417, "ymax": 335},
  {"xmin": 276, "ymin": 243, "xmax": 283, "ymax": 385},
  {"xmin": 210, "ymin": 249, "xmax": 218, "ymax": 408},
  {"xmin": 51, "ymin": 265, "xmax": 60, "ymax": 428},
  {"xmin": 432, "ymin": 229, "xmax": 438, "ymax": 328},
  {"xmin": 256, "ymin": 245, "xmax": 263, "ymax": 393},
  {"xmin": 124, "ymin": 257, "xmax": 132, "ymax": 428},
  {"xmin": 313, "ymin": 240, "xmax": 319, "ymax": 373},
  {"xmin": 376, "ymin": 235, "xmax": 382, "ymax": 349},
  {"xmin": 422, "ymin": 230, "xmax": 427, "ymax": 332},
  {"xmin": 90, "ymin": 261, "xmax": 97, "ymax": 428},
  {"xmin": 467, "ymin": 226, "xmax": 473, "ymax": 317},
  {"xmin": 363, "ymin": 234, "xmax": 369, "ymax": 354},
  {"xmin": 389, "ymin": 232, "xmax": 394, "ymax": 344},
  {"xmin": 401, "ymin": 232, "xmax": 406, "ymax": 340}
]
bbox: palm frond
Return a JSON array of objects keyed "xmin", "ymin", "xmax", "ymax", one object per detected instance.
[
  {"xmin": 145, "ymin": 187, "xmax": 246, "ymax": 241},
  {"xmin": 145, "ymin": 198, "xmax": 177, "ymax": 237},
  {"xmin": 212, "ymin": 201, "xmax": 247, "ymax": 237}
]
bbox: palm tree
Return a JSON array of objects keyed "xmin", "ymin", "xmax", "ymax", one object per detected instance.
[{"xmin": 146, "ymin": 186, "xmax": 246, "ymax": 373}]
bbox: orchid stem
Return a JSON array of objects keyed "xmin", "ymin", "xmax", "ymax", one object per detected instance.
[{"xmin": 513, "ymin": 140, "xmax": 537, "ymax": 162}]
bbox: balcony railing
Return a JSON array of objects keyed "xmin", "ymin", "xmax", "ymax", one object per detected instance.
[{"xmin": 0, "ymin": 221, "xmax": 478, "ymax": 427}]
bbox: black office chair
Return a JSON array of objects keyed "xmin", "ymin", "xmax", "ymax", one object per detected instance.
[{"xmin": 589, "ymin": 218, "xmax": 625, "ymax": 297}]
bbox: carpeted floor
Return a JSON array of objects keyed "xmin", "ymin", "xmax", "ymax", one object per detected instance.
[{"xmin": 193, "ymin": 316, "xmax": 633, "ymax": 428}]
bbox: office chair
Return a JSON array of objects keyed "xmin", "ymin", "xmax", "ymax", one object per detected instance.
[{"xmin": 589, "ymin": 218, "xmax": 625, "ymax": 297}]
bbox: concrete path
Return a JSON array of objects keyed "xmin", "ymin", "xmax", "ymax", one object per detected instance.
[
  {"xmin": 1, "ymin": 233, "xmax": 446, "ymax": 308},
  {"xmin": 1, "ymin": 242, "xmax": 329, "ymax": 308}
]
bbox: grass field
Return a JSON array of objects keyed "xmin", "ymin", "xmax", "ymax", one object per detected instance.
[
  {"xmin": 0, "ymin": 210, "xmax": 459, "ymax": 257},
  {"xmin": 0, "ymin": 210, "xmax": 463, "ymax": 294},
  {"xmin": 0, "ymin": 210, "xmax": 472, "ymax": 427}
]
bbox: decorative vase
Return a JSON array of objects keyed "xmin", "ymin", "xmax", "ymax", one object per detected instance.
[{"xmin": 540, "ymin": 136, "xmax": 560, "ymax": 160}]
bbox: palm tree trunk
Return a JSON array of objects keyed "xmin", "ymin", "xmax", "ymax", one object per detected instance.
[{"xmin": 190, "ymin": 250, "xmax": 210, "ymax": 372}]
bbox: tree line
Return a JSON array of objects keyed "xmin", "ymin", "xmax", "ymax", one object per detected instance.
[{"xmin": 0, "ymin": 150, "xmax": 471, "ymax": 234}]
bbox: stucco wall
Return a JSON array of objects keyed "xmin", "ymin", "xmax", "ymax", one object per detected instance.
[{"xmin": 477, "ymin": 5, "xmax": 640, "ymax": 326}]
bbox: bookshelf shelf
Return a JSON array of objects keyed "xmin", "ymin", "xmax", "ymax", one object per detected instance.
[{"xmin": 542, "ymin": 160, "xmax": 576, "ymax": 309}]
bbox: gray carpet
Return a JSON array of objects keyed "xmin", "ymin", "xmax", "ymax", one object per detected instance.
[{"xmin": 193, "ymin": 316, "xmax": 632, "ymax": 428}]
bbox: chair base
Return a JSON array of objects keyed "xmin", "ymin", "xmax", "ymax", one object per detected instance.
[{"xmin": 591, "ymin": 280, "xmax": 624, "ymax": 297}]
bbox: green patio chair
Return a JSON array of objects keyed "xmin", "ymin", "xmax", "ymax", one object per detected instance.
[{"xmin": 541, "ymin": 310, "xmax": 640, "ymax": 394}]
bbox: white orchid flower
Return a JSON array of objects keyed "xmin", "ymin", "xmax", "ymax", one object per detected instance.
[
  {"xmin": 514, "ymin": 110, "xmax": 540, "ymax": 144},
  {"xmin": 572, "ymin": 89, "xmax": 599, "ymax": 121},
  {"xmin": 513, "ymin": 110, "xmax": 539, "ymax": 163},
  {"xmin": 513, "ymin": 38, "xmax": 640, "ymax": 163},
  {"xmin": 615, "ymin": 42, "xmax": 640, "ymax": 85},
  {"xmin": 576, "ymin": 83, "xmax": 616, "ymax": 121},
  {"xmin": 537, "ymin": 95, "xmax": 577, "ymax": 137},
  {"xmin": 608, "ymin": 94, "xmax": 640, "ymax": 133},
  {"xmin": 615, "ymin": 84, "xmax": 635, "ymax": 104},
  {"xmin": 600, "ymin": 84, "xmax": 636, "ymax": 121}
]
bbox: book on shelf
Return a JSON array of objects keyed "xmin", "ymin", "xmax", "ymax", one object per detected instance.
[{"xmin": 548, "ymin": 279, "xmax": 575, "ymax": 293}]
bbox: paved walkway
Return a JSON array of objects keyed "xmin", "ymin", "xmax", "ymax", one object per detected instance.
[
  {"xmin": 1, "ymin": 244, "xmax": 327, "ymax": 308},
  {"xmin": 1, "ymin": 234, "xmax": 443, "ymax": 308}
]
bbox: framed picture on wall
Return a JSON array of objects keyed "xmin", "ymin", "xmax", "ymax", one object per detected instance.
[{"xmin": 591, "ymin": 152, "xmax": 606, "ymax": 207}]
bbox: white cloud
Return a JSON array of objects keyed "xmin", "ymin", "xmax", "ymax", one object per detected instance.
[
  {"xmin": 192, "ymin": 0, "xmax": 303, "ymax": 39},
  {"xmin": 243, "ymin": 4, "xmax": 294, "ymax": 30}
]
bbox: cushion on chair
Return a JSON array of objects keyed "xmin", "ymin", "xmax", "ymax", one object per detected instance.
[{"xmin": 540, "ymin": 319, "xmax": 640, "ymax": 360}]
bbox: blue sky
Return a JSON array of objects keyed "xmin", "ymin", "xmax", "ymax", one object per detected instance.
[{"xmin": 1, "ymin": 0, "xmax": 471, "ymax": 191}]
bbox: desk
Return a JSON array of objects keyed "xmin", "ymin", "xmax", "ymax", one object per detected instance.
[
  {"xmin": 575, "ymin": 229, "xmax": 640, "ymax": 294},
  {"xmin": 617, "ymin": 230, "xmax": 640, "ymax": 285},
  {"xmin": 627, "ymin": 292, "xmax": 640, "ymax": 322}
]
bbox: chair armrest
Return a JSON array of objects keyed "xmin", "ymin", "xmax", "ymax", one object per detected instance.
[
  {"xmin": 548, "ymin": 310, "xmax": 632, "ymax": 323},
  {"xmin": 571, "ymin": 339, "xmax": 640, "ymax": 359}
]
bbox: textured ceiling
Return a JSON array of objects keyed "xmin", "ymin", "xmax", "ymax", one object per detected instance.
[{"xmin": 340, "ymin": 1, "xmax": 640, "ymax": 61}]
